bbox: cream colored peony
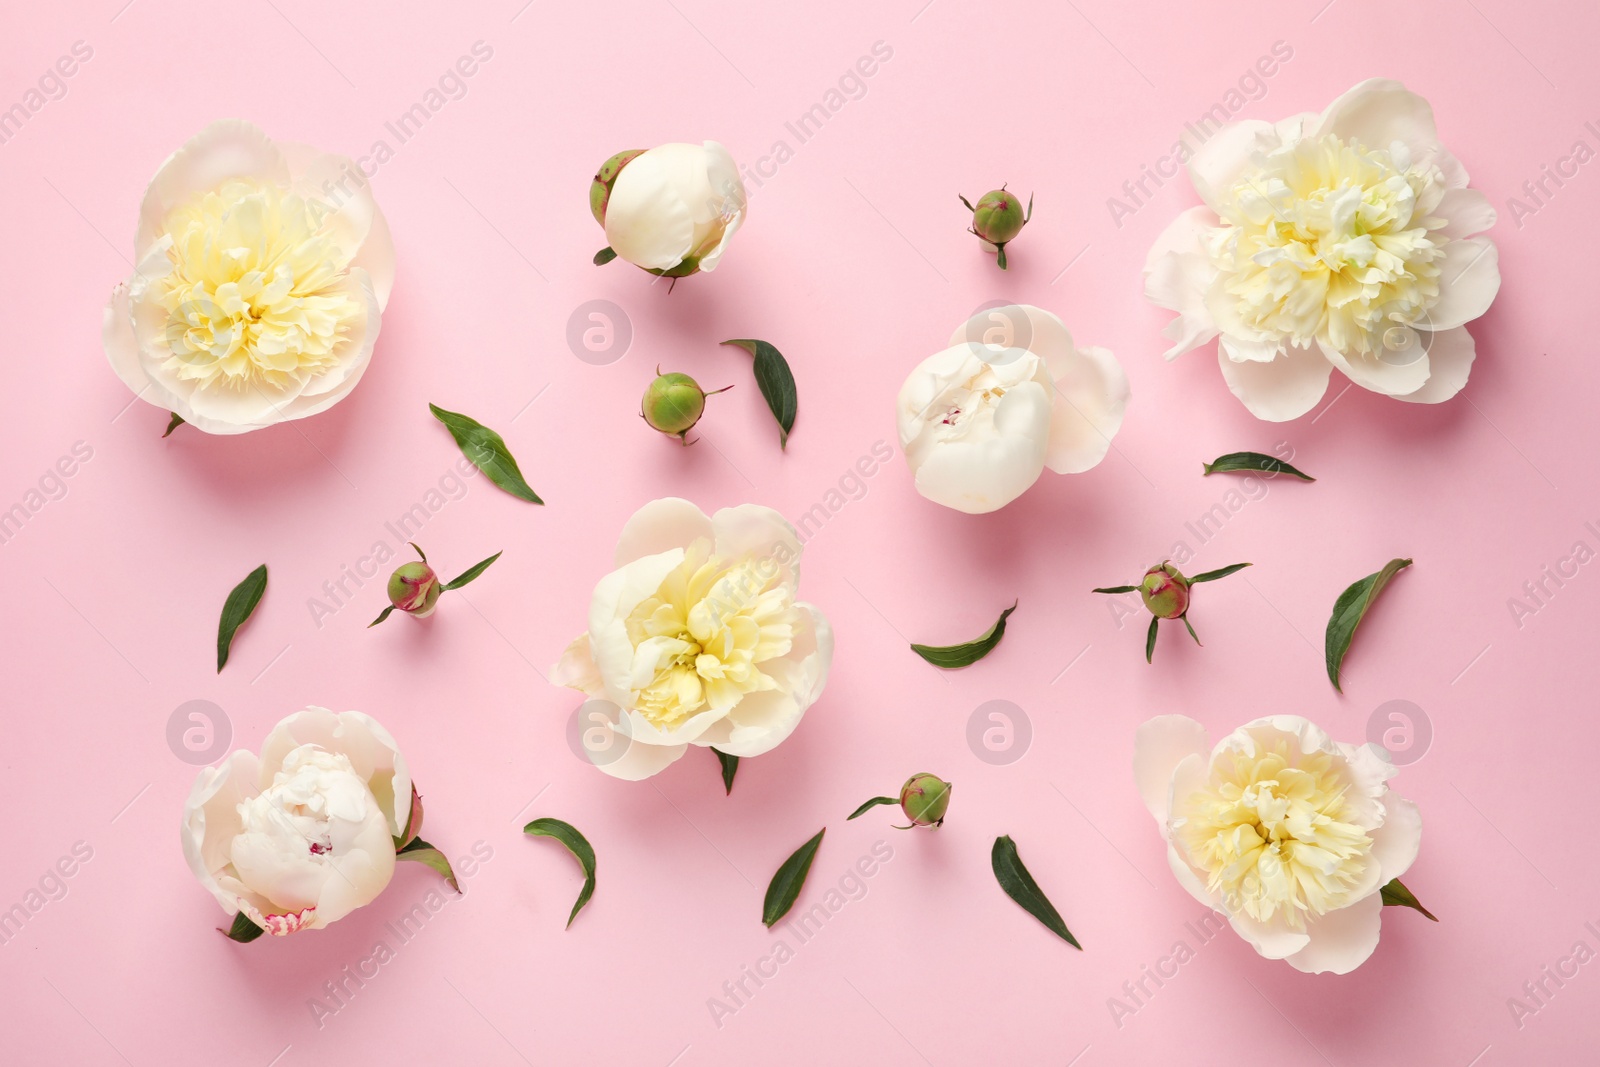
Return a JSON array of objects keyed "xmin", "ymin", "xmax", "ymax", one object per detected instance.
[
  {"xmin": 1145, "ymin": 79, "xmax": 1500, "ymax": 420},
  {"xmin": 592, "ymin": 142, "xmax": 746, "ymax": 278},
  {"xmin": 553, "ymin": 498, "xmax": 832, "ymax": 780},
  {"xmin": 181, "ymin": 708, "xmax": 410, "ymax": 935},
  {"xmin": 1135, "ymin": 714, "xmax": 1422, "ymax": 973},
  {"xmin": 104, "ymin": 120, "xmax": 394, "ymax": 434}
]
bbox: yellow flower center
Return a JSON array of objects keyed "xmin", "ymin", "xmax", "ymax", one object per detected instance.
[
  {"xmin": 623, "ymin": 543, "xmax": 798, "ymax": 727},
  {"xmin": 152, "ymin": 178, "xmax": 362, "ymax": 391},
  {"xmin": 1174, "ymin": 738, "xmax": 1372, "ymax": 928},
  {"xmin": 1209, "ymin": 133, "xmax": 1447, "ymax": 356}
]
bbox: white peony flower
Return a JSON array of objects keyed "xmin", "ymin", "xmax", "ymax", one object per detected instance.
[
  {"xmin": 895, "ymin": 304, "xmax": 1128, "ymax": 514},
  {"xmin": 591, "ymin": 142, "xmax": 747, "ymax": 278},
  {"xmin": 104, "ymin": 120, "xmax": 395, "ymax": 434},
  {"xmin": 1144, "ymin": 79, "xmax": 1500, "ymax": 421},
  {"xmin": 552, "ymin": 498, "xmax": 833, "ymax": 781},
  {"xmin": 1134, "ymin": 714, "xmax": 1422, "ymax": 974},
  {"xmin": 181, "ymin": 708, "xmax": 410, "ymax": 935}
]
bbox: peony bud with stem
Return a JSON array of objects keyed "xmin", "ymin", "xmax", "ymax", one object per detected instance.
[
  {"xmin": 1093, "ymin": 561, "xmax": 1251, "ymax": 663},
  {"xmin": 848, "ymin": 772, "xmax": 953, "ymax": 829},
  {"xmin": 959, "ymin": 186, "xmax": 1032, "ymax": 270},
  {"xmin": 370, "ymin": 543, "xmax": 503, "ymax": 627},
  {"xmin": 641, "ymin": 370, "xmax": 732, "ymax": 444}
]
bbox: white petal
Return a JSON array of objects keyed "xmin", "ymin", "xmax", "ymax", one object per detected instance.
[
  {"xmin": 575, "ymin": 699, "xmax": 689, "ymax": 781},
  {"xmin": 180, "ymin": 749, "xmax": 261, "ymax": 916},
  {"xmin": 906, "ymin": 381, "xmax": 1051, "ymax": 514},
  {"xmin": 587, "ymin": 549, "xmax": 688, "ymax": 705},
  {"xmin": 603, "ymin": 147, "xmax": 697, "ymax": 271},
  {"xmin": 1216, "ymin": 344, "xmax": 1331, "ymax": 421},
  {"xmin": 1144, "ymin": 206, "xmax": 1222, "ymax": 359},
  {"xmin": 1393, "ymin": 326, "xmax": 1475, "ymax": 404},
  {"xmin": 695, "ymin": 141, "xmax": 747, "ymax": 272},
  {"xmin": 1370, "ymin": 794, "xmax": 1422, "ymax": 882},
  {"xmin": 1427, "ymin": 237, "xmax": 1500, "ymax": 330},
  {"xmin": 1314, "ymin": 78, "xmax": 1467, "ymax": 186},
  {"xmin": 259, "ymin": 707, "xmax": 411, "ymax": 838},
  {"xmin": 1045, "ymin": 344, "xmax": 1129, "ymax": 474},
  {"xmin": 1187, "ymin": 119, "xmax": 1279, "ymax": 213},
  {"xmin": 136, "ymin": 120, "xmax": 290, "ymax": 258},
  {"xmin": 284, "ymin": 145, "xmax": 395, "ymax": 310},
  {"xmin": 1133, "ymin": 716, "xmax": 1210, "ymax": 823},
  {"xmin": 551, "ymin": 634, "xmax": 606, "ymax": 697},
  {"xmin": 710, "ymin": 504, "xmax": 803, "ymax": 587},
  {"xmin": 1320, "ymin": 336, "xmax": 1432, "ymax": 399},
  {"xmin": 1285, "ymin": 891, "xmax": 1384, "ymax": 974},
  {"xmin": 1229, "ymin": 909, "xmax": 1313, "ymax": 961},
  {"xmin": 699, "ymin": 604, "xmax": 832, "ymax": 758},
  {"xmin": 614, "ymin": 497, "xmax": 715, "ymax": 567},
  {"xmin": 1166, "ymin": 841, "xmax": 1221, "ymax": 910},
  {"xmin": 1434, "ymin": 188, "xmax": 1497, "ymax": 239}
]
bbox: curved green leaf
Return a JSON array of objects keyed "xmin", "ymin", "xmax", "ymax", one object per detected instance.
[
  {"xmin": 722, "ymin": 339, "xmax": 797, "ymax": 449},
  {"xmin": 1091, "ymin": 584, "xmax": 1138, "ymax": 594},
  {"xmin": 217, "ymin": 564, "xmax": 268, "ymax": 673},
  {"xmin": 594, "ymin": 246, "xmax": 618, "ymax": 266},
  {"xmin": 1325, "ymin": 558, "xmax": 1413, "ymax": 692},
  {"xmin": 1145, "ymin": 615, "xmax": 1159, "ymax": 664},
  {"xmin": 524, "ymin": 818, "xmax": 596, "ymax": 928},
  {"xmin": 368, "ymin": 605, "xmax": 396, "ymax": 628},
  {"xmin": 762, "ymin": 828, "xmax": 824, "ymax": 928},
  {"xmin": 397, "ymin": 837, "xmax": 460, "ymax": 893},
  {"xmin": 444, "ymin": 551, "xmax": 503, "ymax": 591},
  {"xmin": 429, "ymin": 403, "xmax": 543, "ymax": 504},
  {"xmin": 911, "ymin": 602, "xmax": 1016, "ymax": 669},
  {"xmin": 847, "ymin": 796, "xmax": 899, "ymax": 821},
  {"xmin": 163, "ymin": 412, "xmax": 185, "ymax": 438},
  {"xmin": 1189, "ymin": 562, "xmax": 1251, "ymax": 584},
  {"xmin": 221, "ymin": 911, "xmax": 264, "ymax": 943},
  {"xmin": 1202, "ymin": 451, "xmax": 1315, "ymax": 481},
  {"xmin": 1380, "ymin": 877, "xmax": 1438, "ymax": 921},
  {"xmin": 713, "ymin": 749, "xmax": 739, "ymax": 795},
  {"xmin": 991, "ymin": 835, "xmax": 1080, "ymax": 948}
]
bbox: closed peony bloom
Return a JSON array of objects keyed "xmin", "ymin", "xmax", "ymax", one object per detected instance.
[
  {"xmin": 181, "ymin": 708, "xmax": 410, "ymax": 935},
  {"xmin": 552, "ymin": 498, "xmax": 833, "ymax": 781},
  {"xmin": 1134, "ymin": 715, "xmax": 1422, "ymax": 974},
  {"xmin": 104, "ymin": 120, "xmax": 395, "ymax": 434},
  {"xmin": 896, "ymin": 305, "xmax": 1128, "ymax": 514},
  {"xmin": 591, "ymin": 142, "xmax": 747, "ymax": 278},
  {"xmin": 1144, "ymin": 79, "xmax": 1500, "ymax": 420}
]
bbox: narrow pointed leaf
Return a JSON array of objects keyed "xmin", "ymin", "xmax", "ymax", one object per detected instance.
[
  {"xmin": 221, "ymin": 911, "xmax": 264, "ymax": 943},
  {"xmin": 368, "ymin": 605, "xmax": 396, "ymax": 628},
  {"xmin": 429, "ymin": 403, "xmax": 543, "ymax": 504},
  {"xmin": 713, "ymin": 749, "xmax": 739, "ymax": 795},
  {"xmin": 593, "ymin": 246, "xmax": 618, "ymax": 265},
  {"xmin": 216, "ymin": 564, "xmax": 268, "ymax": 672},
  {"xmin": 847, "ymin": 796, "xmax": 899, "ymax": 820},
  {"xmin": 1145, "ymin": 616, "xmax": 1159, "ymax": 664},
  {"xmin": 721, "ymin": 339, "xmax": 797, "ymax": 449},
  {"xmin": 762, "ymin": 828, "xmax": 825, "ymax": 928},
  {"xmin": 911, "ymin": 602, "xmax": 1016, "ymax": 669},
  {"xmin": 1325, "ymin": 558, "xmax": 1413, "ymax": 692},
  {"xmin": 1189, "ymin": 562, "xmax": 1251, "ymax": 584},
  {"xmin": 996, "ymin": 244, "xmax": 1009, "ymax": 270},
  {"xmin": 523, "ymin": 818, "xmax": 596, "ymax": 928},
  {"xmin": 395, "ymin": 783, "xmax": 424, "ymax": 849},
  {"xmin": 1091, "ymin": 585, "xmax": 1138, "ymax": 594},
  {"xmin": 444, "ymin": 551, "xmax": 503, "ymax": 591},
  {"xmin": 1183, "ymin": 616, "xmax": 1201, "ymax": 645},
  {"xmin": 991, "ymin": 835, "xmax": 1080, "ymax": 948},
  {"xmin": 397, "ymin": 837, "xmax": 460, "ymax": 893},
  {"xmin": 1380, "ymin": 877, "xmax": 1438, "ymax": 921},
  {"xmin": 1203, "ymin": 451, "xmax": 1315, "ymax": 481},
  {"xmin": 163, "ymin": 412, "xmax": 185, "ymax": 438}
]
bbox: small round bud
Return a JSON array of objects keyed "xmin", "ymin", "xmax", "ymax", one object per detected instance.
[
  {"xmin": 589, "ymin": 149, "xmax": 646, "ymax": 227},
  {"xmin": 1140, "ymin": 563, "xmax": 1190, "ymax": 620},
  {"xmin": 899, "ymin": 773, "xmax": 952, "ymax": 828},
  {"xmin": 387, "ymin": 561, "xmax": 441, "ymax": 618},
  {"xmin": 642, "ymin": 372, "xmax": 708, "ymax": 438},
  {"xmin": 971, "ymin": 188, "xmax": 1027, "ymax": 246}
]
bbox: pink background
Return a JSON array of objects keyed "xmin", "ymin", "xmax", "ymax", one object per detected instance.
[{"xmin": 3, "ymin": 0, "xmax": 1597, "ymax": 1062}]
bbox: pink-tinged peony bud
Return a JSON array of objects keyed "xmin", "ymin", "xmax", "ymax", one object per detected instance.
[
  {"xmin": 387, "ymin": 560, "xmax": 440, "ymax": 618},
  {"xmin": 1139, "ymin": 563, "xmax": 1190, "ymax": 620},
  {"xmin": 899, "ymin": 773, "xmax": 952, "ymax": 828},
  {"xmin": 960, "ymin": 186, "xmax": 1032, "ymax": 269}
]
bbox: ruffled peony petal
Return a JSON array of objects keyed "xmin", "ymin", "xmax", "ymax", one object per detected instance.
[
  {"xmin": 1370, "ymin": 794, "xmax": 1422, "ymax": 883},
  {"xmin": 1427, "ymin": 237, "xmax": 1500, "ymax": 331},
  {"xmin": 905, "ymin": 380, "xmax": 1051, "ymax": 514},
  {"xmin": 577, "ymin": 700, "xmax": 689, "ymax": 781},
  {"xmin": 710, "ymin": 504, "xmax": 803, "ymax": 587},
  {"xmin": 552, "ymin": 634, "xmax": 606, "ymax": 697},
  {"xmin": 1044, "ymin": 344, "xmax": 1129, "ymax": 475},
  {"xmin": 1216, "ymin": 345, "xmax": 1331, "ymax": 421},
  {"xmin": 259, "ymin": 707, "xmax": 411, "ymax": 838},
  {"xmin": 1320, "ymin": 336, "xmax": 1432, "ymax": 399},
  {"xmin": 284, "ymin": 145, "xmax": 396, "ymax": 310},
  {"xmin": 1434, "ymin": 188, "xmax": 1497, "ymax": 239},
  {"xmin": 695, "ymin": 141, "xmax": 747, "ymax": 272},
  {"xmin": 1228, "ymin": 908, "xmax": 1313, "ymax": 961},
  {"xmin": 1134, "ymin": 715, "xmax": 1211, "ymax": 823},
  {"xmin": 1393, "ymin": 326, "xmax": 1475, "ymax": 404},
  {"xmin": 1285, "ymin": 890, "xmax": 1384, "ymax": 974},
  {"xmin": 136, "ymin": 119, "xmax": 289, "ymax": 258},
  {"xmin": 1144, "ymin": 206, "xmax": 1222, "ymax": 359},
  {"xmin": 696, "ymin": 604, "xmax": 832, "ymax": 758},
  {"xmin": 1314, "ymin": 78, "xmax": 1467, "ymax": 186},
  {"xmin": 1187, "ymin": 119, "xmax": 1279, "ymax": 213},
  {"xmin": 613, "ymin": 497, "xmax": 715, "ymax": 567},
  {"xmin": 180, "ymin": 749, "xmax": 261, "ymax": 916}
]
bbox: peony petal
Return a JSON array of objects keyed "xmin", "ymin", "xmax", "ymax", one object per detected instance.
[
  {"xmin": 710, "ymin": 504, "xmax": 803, "ymax": 587},
  {"xmin": 1320, "ymin": 337, "xmax": 1432, "ymax": 399},
  {"xmin": 136, "ymin": 120, "xmax": 291, "ymax": 258},
  {"xmin": 1133, "ymin": 716, "xmax": 1210, "ymax": 823},
  {"xmin": 906, "ymin": 380, "xmax": 1050, "ymax": 513},
  {"xmin": 1427, "ymin": 237, "xmax": 1500, "ymax": 331},
  {"xmin": 284, "ymin": 146, "xmax": 396, "ymax": 310},
  {"xmin": 1285, "ymin": 891, "xmax": 1384, "ymax": 974},
  {"xmin": 695, "ymin": 141, "xmax": 747, "ymax": 272},
  {"xmin": 1216, "ymin": 344, "xmax": 1331, "ymax": 421},
  {"xmin": 180, "ymin": 749, "xmax": 261, "ymax": 916},
  {"xmin": 1166, "ymin": 842, "xmax": 1222, "ymax": 910},
  {"xmin": 1434, "ymin": 188, "xmax": 1497, "ymax": 239},
  {"xmin": 575, "ymin": 699, "xmax": 689, "ymax": 781},
  {"xmin": 1393, "ymin": 326, "xmax": 1475, "ymax": 404},
  {"xmin": 1370, "ymin": 794, "xmax": 1422, "ymax": 883},
  {"xmin": 1145, "ymin": 205, "xmax": 1223, "ymax": 360},
  {"xmin": 1187, "ymin": 119, "xmax": 1279, "ymax": 213},
  {"xmin": 587, "ymin": 549, "xmax": 688, "ymax": 707},
  {"xmin": 614, "ymin": 497, "xmax": 715, "ymax": 567},
  {"xmin": 1044, "ymin": 344, "xmax": 1129, "ymax": 474},
  {"xmin": 259, "ymin": 707, "xmax": 411, "ymax": 838},
  {"xmin": 604, "ymin": 148, "xmax": 697, "ymax": 271},
  {"xmin": 552, "ymin": 634, "xmax": 606, "ymax": 697},
  {"xmin": 1314, "ymin": 78, "xmax": 1467, "ymax": 186},
  {"xmin": 698, "ymin": 604, "xmax": 832, "ymax": 758}
]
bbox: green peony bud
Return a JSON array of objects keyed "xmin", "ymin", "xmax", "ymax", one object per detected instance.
[
  {"xmin": 961, "ymin": 186, "xmax": 1032, "ymax": 269},
  {"xmin": 388, "ymin": 559, "xmax": 441, "ymax": 618},
  {"xmin": 1139, "ymin": 563, "xmax": 1190, "ymax": 620},
  {"xmin": 641, "ymin": 370, "xmax": 730, "ymax": 442},
  {"xmin": 589, "ymin": 149, "xmax": 646, "ymax": 227},
  {"xmin": 898, "ymin": 773, "xmax": 952, "ymax": 828}
]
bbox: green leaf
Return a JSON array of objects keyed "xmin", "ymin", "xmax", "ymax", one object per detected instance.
[
  {"xmin": 221, "ymin": 911, "xmax": 264, "ymax": 943},
  {"xmin": 1380, "ymin": 877, "xmax": 1438, "ymax": 922},
  {"xmin": 721, "ymin": 339, "xmax": 797, "ymax": 449},
  {"xmin": 991, "ymin": 835, "xmax": 1080, "ymax": 949},
  {"xmin": 763, "ymin": 828, "xmax": 825, "ymax": 928},
  {"xmin": 996, "ymin": 244, "xmax": 1009, "ymax": 270},
  {"xmin": 910, "ymin": 602, "xmax": 1017, "ymax": 669},
  {"xmin": 1091, "ymin": 584, "xmax": 1138, "ymax": 594},
  {"xmin": 444, "ymin": 551, "xmax": 503, "ymax": 591},
  {"xmin": 429, "ymin": 403, "xmax": 543, "ymax": 504},
  {"xmin": 1182, "ymin": 616, "xmax": 1201, "ymax": 645},
  {"xmin": 593, "ymin": 246, "xmax": 618, "ymax": 266},
  {"xmin": 1189, "ymin": 562, "xmax": 1251, "ymax": 584},
  {"xmin": 397, "ymin": 837, "xmax": 460, "ymax": 893},
  {"xmin": 847, "ymin": 796, "xmax": 899, "ymax": 821},
  {"xmin": 1325, "ymin": 557, "xmax": 1413, "ymax": 692},
  {"xmin": 1202, "ymin": 451, "xmax": 1315, "ymax": 482},
  {"xmin": 713, "ymin": 749, "xmax": 739, "ymax": 795},
  {"xmin": 523, "ymin": 818, "xmax": 597, "ymax": 929},
  {"xmin": 368, "ymin": 605, "xmax": 396, "ymax": 628},
  {"xmin": 958, "ymin": 193, "xmax": 976, "ymax": 212},
  {"xmin": 216, "ymin": 564, "xmax": 268, "ymax": 672},
  {"xmin": 1145, "ymin": 616, "xmax": 1159, "ymax": 664},
  {"xmin": 163, "ymin": 412, "xmax": 185, "ymax": 438},
  {"xmin": 395, "ymin": 783, "xmax": 424, "ymax": 849}
]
